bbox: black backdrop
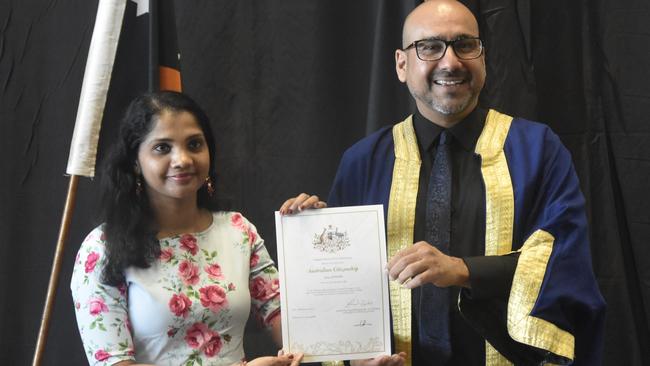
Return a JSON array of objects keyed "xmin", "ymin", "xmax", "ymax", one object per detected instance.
[{"xmin": 0, "ymin": 0, "xmax": 648, "ymax": 365}]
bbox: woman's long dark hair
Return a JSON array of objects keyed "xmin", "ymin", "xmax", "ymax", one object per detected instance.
[{"xmin": 99, "ymin": 91, "xmax": 219, "ymax": 286}]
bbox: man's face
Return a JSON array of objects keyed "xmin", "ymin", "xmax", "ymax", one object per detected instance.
[{"xmin": 396, "ymin": 2, "xmax": 486, "ymax": 125}]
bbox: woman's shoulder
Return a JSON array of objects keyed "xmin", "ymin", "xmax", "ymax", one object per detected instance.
[
  {"xmin": 211, "ymin": 210, "xmax": 250, "ymax": 223},
  {"xmin": 78, "ymin": 224, "xmax": 108, "ymax": 251},
  {"xmin": 71, "ymin": 224, "xmax": 109, "ymax": 288},
  {"xmin": 209, "ymin": 211, "xmax": 259, "ymax": 233},
  {"xmin": 74, "ymin": 224, "xmax": 108, "ymax": 268}
]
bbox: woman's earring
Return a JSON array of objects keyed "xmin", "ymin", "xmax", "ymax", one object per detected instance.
[
  {"xmin": 205, "ymin": 176, "xmax": 215, "ymax": 197},
  {"xmin": 135, "ymin": 176, "xmax": 143, "ymax": 196}
]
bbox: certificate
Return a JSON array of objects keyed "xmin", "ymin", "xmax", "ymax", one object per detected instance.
[{"xmin": 275, "ymin": 205, "xmax": 391, "ymax": 362}]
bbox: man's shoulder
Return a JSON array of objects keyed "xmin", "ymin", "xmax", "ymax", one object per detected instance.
[
  {"xmin": 341, "ymin": 124, "xmax": 395, "ymax": 162},
  {"xmin": 487, "ymin": 109, "xmax": 550, "ymax": 134},
  {"xmin": 502, "ymin": 113, "xmax": 560, "ymax": 145},
  {"xmin": 499, "ymin": 112, "xmax": 570, "ymax": 167},
  {"xmin": 509, "ymin": 115, "xmax": 551, "ymax": 133}
]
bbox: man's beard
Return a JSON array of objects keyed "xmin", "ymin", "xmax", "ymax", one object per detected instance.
[
  {"xmin": 410, "ymin": 85, "xmax": 477, "ymax": 117},
  {"xmin": 429, "ymin": 91, "xmax": 474, "ymax": 115},
  {"xmin": 408, "ymin": 70, "xmax": 478, "ymax": 117}
]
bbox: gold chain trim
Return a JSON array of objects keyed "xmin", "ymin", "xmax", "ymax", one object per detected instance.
[{"xmin": 387, "ymin": 116, "xmax": 420, "ymax": 366}]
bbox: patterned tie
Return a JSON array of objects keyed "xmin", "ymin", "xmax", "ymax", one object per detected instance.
[{"xmin": 420, "ymin": 130, "xmax": 452, "ymax": 362}]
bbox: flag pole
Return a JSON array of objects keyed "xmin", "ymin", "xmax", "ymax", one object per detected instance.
[
  {"xmin": 31, "ymin": 1, "xmax": 127, "ymax": 364},
  {"xmin": 32, "ymin": 175, "xmax": 79, "ymax": 366}
]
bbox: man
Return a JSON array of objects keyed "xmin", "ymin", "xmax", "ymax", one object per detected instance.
[{"xmin": 281, "ymin": 1, "xmax": 605, "ymax": 365}]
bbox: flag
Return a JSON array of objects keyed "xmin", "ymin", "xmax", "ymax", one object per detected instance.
[
  {"xmin": 66, "ymin": 0, "xmax": 127, "ymax": 177},
  {"xmin": 153, "ymin": 0, "xmax": 182, "ymax": 92},
  {"xmin": 66, "ymin": 0, "xmax": 182, "ymax": 178}
]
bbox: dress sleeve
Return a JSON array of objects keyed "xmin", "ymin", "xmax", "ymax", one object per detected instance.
[
  {"xmin": 246, "ymin": 221, "xmax": 281, "ymax": 328},
  {"xmin": 70, "ymin": 227, "xmax": 136, "ymax": 365}
]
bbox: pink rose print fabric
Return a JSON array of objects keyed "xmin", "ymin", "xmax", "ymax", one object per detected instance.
[
  {"xmin": 180, "ymin": 234, "xmax": 199, "ymax": 255},
  {"xmin": 205, "ymin": 263, "xmax": 224, "ymax": 280},
  {"xmin": 84, "ymin": 252, "xmax": 100, "ymax": 273},
  {"xmin": 250, "ymin": 277, "xmax": 280, "ymax": 302},
  {"xmin": 94, "ymin": 349, "xmax": 111, "ymax": 361},
  {"xmin": 71, "ymin": 212, "xmax": 280, "ymax": 366},
  {"xmin": 88, "ymin": 297, "xmax": 109, "ymax": 316},
  {"xmin": 250, "ymin": 253, "xmax": 260, "ymax": 268},
  {"xmin": 199, "ymin": 285, "xmax": 229, "ymax": 313},
  {"xmin": 159, "ymin": 247, "xmax": 174, "ymax": 262},
  {"xmin": 185, "ymin": 322, "xmax": 223, "ymax": 357},
  {"xmin": 169, "ymin": 293, "xmax": 193, "ymax": 318},
  {"xmin": 179, "ymin": 260, "xmax": 200, "ymax": 285}
]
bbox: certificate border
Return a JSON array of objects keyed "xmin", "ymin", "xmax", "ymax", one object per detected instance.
[{"xmin": 275, "ymin": 205, "xmax": 390, "ymax": 362}]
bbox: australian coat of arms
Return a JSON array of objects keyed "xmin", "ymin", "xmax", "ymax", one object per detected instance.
[{"xmin": 312, "ymin": 225, "xmax": 350, "ymax": 253}]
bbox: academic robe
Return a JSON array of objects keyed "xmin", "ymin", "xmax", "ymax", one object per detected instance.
[{"xmin": 327, "ymin": 109, "xmax": 606, "ymax": 366}]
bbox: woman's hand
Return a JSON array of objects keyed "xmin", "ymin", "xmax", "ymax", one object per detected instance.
[
  {"xmin": 246, "ymin": 351, "xmax": 303, "ymax": 366},
  {"xmin": 350, "ymin": 352, "xmax": 406, "ymax": 366},
  {"xmin": 279, "ymin": 193, "xmax": 327, "ymax": 215}
]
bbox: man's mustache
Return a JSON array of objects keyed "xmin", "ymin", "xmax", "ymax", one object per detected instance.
[{"xmin": 430, "ymin": 69, "xmax": 471, "ymax": 81}]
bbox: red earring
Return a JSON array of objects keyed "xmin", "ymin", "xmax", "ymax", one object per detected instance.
[{"xmin": 205, "ymin": 177, "xmax": 215, "ymax": 197}]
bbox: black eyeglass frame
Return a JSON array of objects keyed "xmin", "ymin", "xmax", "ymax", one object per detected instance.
[{"xmin": 402, "ymin": 37, "xmax": 484, "ymax": 61}]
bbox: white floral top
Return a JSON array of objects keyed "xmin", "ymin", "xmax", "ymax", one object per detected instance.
[{"xmin": 71, "ymin": 212, "xmax": 280, "ymax": 366}]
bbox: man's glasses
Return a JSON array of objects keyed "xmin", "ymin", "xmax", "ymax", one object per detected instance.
[{"xmin": 403, "ymin": 37, "xmax": 483, "ymax": 61}]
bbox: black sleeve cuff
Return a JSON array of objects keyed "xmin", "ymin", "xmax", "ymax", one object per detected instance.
[
  {"xmin": 458, "ymin": 291, "xmax": 551, "ymax": 365},
  {"xmin": 462, "ymin": 252, "xmax": 520, "ymax": 300}
]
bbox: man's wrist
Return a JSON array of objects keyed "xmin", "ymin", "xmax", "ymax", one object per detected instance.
[{"xmin": 453, "ymin": 256, "xmax": 471, "ymax": 288}]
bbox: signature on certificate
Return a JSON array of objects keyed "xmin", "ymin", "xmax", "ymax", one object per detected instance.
[
  {"xmin": 354, "ymin": 319, "xmax": 373, "ymax": 327},
  {"xmin": 345, "ymin": 298, "xmax": 374, "ymax": 308}
]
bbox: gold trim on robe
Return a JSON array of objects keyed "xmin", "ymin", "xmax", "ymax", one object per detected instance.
[
  {"xmin": 387, "ymin": 116, "xmax": 420, "ymax": 366},
  {"xmin": 475, "ymin": 110, "xmax": 574, "ymax": 365},
  {"xmin": 474, "ymin": 109, "xmax": 515, "ymax": 366},
  {"xmin": 509, "ymin": 230, "xmax": 575, "ymax": 361},
  {"xmin": 475, "ymin": 110, "xmax": 515, "ymax": 258},
  {"xmin": 322, "ymin": 361, "xmax": 345, "ymax": 366},
  {"xmin": 386, "ymin": 110, "xmax": 574, "ymax": 366}
]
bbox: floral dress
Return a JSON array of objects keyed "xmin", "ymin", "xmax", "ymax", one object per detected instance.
[{"xmin": 71, "ymin": 212, "xmax": 280, "ymax": 366}]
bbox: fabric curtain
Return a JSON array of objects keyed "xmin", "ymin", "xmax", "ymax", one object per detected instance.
[{"xmin": 0, "ymin": 0, "xmax": 647, "ymax": 364}]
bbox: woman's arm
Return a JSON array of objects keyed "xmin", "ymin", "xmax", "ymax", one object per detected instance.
[
  {"xmin": 71, "ymin": 227, "xmax": 137, "ymax": 365},
  {"xmin": 269, "ymin": 312, "xmax": 283, "ymax": 347}
]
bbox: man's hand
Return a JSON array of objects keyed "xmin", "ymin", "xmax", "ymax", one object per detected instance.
[
  {"xmin": 387, "ymin": 241, "xmax": 470, "ymax": 289},
  {"xmin": 279, "ymin": 193, "xmax": 327, "ymax": 215},
  {"xmin": 350, "ymin": 352, "xmax": 407, "ymax": 366}
]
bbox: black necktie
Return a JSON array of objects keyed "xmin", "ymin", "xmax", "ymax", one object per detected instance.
[{"xmin": 420, "ymin": 130, "xmax": 452, "ymax": 362}]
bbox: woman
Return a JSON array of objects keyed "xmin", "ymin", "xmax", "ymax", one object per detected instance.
[{"xmin": 71, "ymin": 91, "xmax": 301, "ymax": 366}]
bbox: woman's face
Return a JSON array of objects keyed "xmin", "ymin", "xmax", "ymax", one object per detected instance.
[{"xmin": 136, "ymin": 110, "xmax": 210, "ymax": 207}]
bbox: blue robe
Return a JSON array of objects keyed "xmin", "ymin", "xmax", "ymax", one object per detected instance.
[{"xmin": 328, "ymin": 110, "xmax": 606, "ymax": 365}]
